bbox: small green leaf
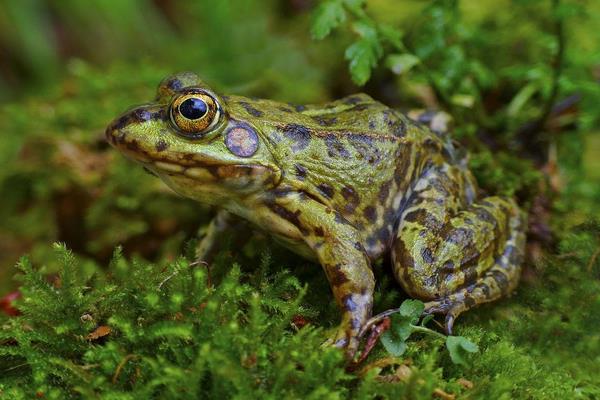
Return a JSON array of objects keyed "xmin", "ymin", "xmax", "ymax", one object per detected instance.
[
  {"xmin": 344, "ymin": 41, "xmax": 374, "ymax": 85},
  {"xmin": 446, "ymin": 336, "xmax": 479, "ymax": 365},
  {"xmin": 378, "ymin": 24, "xmax": 404, "ymax": 50},
  {"xmin": 420, "ymin": 314, "xmax": 434, "ymax": 327},
  {"xmin": 380, "ymin": 331, "xmax": 408, "ymax": 356},
  {"xmin": 311, "ymin": 0, "xmax": 346, "ymax": 40},
  {"xmin": 399, "ymin": 299, "xmax": 425, "ymax": 322},
  {"xmin": 385, "ymin": 53, "xmax": 420, "ymax": 76}
]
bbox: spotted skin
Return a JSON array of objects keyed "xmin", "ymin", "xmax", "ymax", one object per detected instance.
[{"xmin": 106, "ymin": 72, "xmax": 527, "ymax": 358}]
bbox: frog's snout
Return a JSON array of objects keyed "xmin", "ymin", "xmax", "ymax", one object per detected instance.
[{"xmin": 105, "ymin": 105, "xmax": 166, "ymax": 147}]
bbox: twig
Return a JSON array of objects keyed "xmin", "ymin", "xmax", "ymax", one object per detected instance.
[
  {"xmin": 112, "ymin": 354, "xmax": 139, "ymax": 384},
  {"xmin": 158, "ymin": 270, "xmax": 179, "ymax": 291}
]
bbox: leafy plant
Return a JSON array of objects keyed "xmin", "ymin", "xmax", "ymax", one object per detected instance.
[{"xmin": 380, "ymin": 299, "xmax": 479, "ymax": 366}]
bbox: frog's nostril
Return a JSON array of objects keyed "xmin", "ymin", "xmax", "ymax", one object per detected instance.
[{"xmin": 132, "ymin": 108, "xmax": 152, "ymax": 122}]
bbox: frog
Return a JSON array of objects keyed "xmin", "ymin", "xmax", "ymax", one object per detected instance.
[{"xmin": 105, "ymin": 72, "xmax": 527, "ymax": 357}]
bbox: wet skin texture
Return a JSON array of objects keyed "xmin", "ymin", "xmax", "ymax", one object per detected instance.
[{"xmin": 106, "ymin": 72, "xmax": 527, "ymax": 357}]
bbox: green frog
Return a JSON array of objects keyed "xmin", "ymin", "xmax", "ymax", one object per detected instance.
[{"xmin": 106, "ymin": 72, "xmax": 526, "ymax": 357}]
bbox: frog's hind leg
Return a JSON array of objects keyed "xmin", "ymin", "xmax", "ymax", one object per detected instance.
[
  {"xmin": 391, "ymin": 166, "xmax": 526, "ymax": 334},
  {"xmin": 422, "ymin": 210, "xmax": 526, "ymax": 333}
]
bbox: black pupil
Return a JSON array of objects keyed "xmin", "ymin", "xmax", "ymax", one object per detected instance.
[{"xmin": 179, "ymin": 97, "xmax": 208, "ymax": 120}]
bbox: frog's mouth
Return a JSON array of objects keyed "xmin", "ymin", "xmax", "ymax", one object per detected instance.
[{"xmin": 105, "ymin": 108, "xmax": 282, "ymax": 187}]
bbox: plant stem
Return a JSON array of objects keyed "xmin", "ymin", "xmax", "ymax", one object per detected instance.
[{"xmin": 410, "ymin": 325, "xmax": 447, "ymax": 340}]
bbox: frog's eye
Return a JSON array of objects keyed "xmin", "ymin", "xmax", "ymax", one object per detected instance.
[{"xmin": 169, "ymin": 91, "xmax": 221, "ymax": 137}]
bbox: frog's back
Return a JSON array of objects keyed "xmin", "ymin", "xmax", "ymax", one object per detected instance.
[{"xmin": 226, "ymin": 93, "xmax": 452, "ymax": 258}]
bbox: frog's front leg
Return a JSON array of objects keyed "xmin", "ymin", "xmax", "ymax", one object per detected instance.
[
  {"xmin": 265, "ymin": 193, "xmax": 375, "ymax": 357},
  {"xmin": 392, "ymin": 165, "xmax": 527, "ymax": 333},
  {"xmin": 195, "ymin": 210, "xmax": 250, "ymax": 264}
]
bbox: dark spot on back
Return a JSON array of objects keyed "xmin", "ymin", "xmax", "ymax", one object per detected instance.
[
  {"xmin": 421, "ymin": 247, "xmax": 435, "ymax": 264},
  {"xmin": 392, "ymin": 119, "xmax": 406, "ymax": 137},
  {"xmin": 363, "ymin": 206, "xmax": 377, "ymax": 223},
  {"xmin": 403, "ymin": 209, "xmax": 443, "ymax": 230},
  {"xmin": 314, "ymin": 226, "xmax": 325, "ymax": 237},
  {"xmin": 325, "ymin": 134, "xmax": 350, "ymax": 158},
  {"xmin": 283, "ymin": 123, "xmax": 311, "ymax": 152},
  {"xmin": 294, "ymin": 104, "xmax": 306, "ymax": 112},
  {"xmin": 349, "ymin": 104, "xmax": 370, "ymax": 112},
  {"xmin": 238, "ymin": 101, "xmax": 263, "ymax": 117},
  {"xmin": 341, "ymin": 186, "xmax": 360, "ymax": 214},
  {"xmin": 155, "ymin": 139, "xmax": 169, "ymax": 152},
  {"xmin": 446, "ymin": 227, "xmax": 474, "ymax": 245},
  {"xmin": 311, "ymin": 115, "xmax": 337, "ymax": 126},
  {"xmin": 317, "ymin": 183, "xmax": 335, "ymax": 199},
  {"xmin": 294, "ymin": 164, "xmax": 307, "ymax": 179}
]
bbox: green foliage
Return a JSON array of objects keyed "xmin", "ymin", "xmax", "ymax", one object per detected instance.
[
  {"xmin": 445, "ymin": 335, "xmax": 478, "ymax": 366},
  {"xmin": 380, "ymin": 299, "xmax": 479, "ymax": 365},
  {"xmin": 1, "ymin": 244, "xmax": 351, "ymax": 398}
]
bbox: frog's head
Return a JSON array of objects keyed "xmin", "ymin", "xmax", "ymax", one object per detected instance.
[{"xmin": 105, "ymin": 72, "xmax": 281, "ymax": 205}]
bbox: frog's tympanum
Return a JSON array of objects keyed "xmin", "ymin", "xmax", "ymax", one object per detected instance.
[{"xmin": 106, "ymin": 72, "xmax": 526, "ymax": 357}]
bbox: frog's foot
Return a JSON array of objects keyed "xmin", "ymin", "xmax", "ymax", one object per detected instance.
[
  {"xmin": 423, "ymin": 297, "xmax": 467, "ymax": 335},
  {"xmin": 423, "ymin": 224, "xmax": 526, "ymax": 336},
  {"xmin": 322, "ymin": 325, "xmax": 360, "ymax": 360}
]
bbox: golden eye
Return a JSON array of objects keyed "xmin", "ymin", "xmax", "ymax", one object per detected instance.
[{"xmin": 169, "ymin": 91, "xmax": 221, "ymax": 137}]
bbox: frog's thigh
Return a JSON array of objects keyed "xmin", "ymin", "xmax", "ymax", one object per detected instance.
[{"xmin": 392, "ymin": 169, "xmax": 526, "ymax": 329}]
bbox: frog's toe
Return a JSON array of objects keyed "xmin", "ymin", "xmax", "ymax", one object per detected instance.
[
  {"xmin": 323, "ymin": 327, "xmax": 360, "ymax": 359},
  {"xmin": 424, "ymin": 299, "xmax": 465, "ymax": 335},
  {"xmin": 423, "ymin": 298, "xmax": 452, "ymax": 315},
  {"xmin": 444, "ymin": 313, "xmax": 456, "ymax": 336}
]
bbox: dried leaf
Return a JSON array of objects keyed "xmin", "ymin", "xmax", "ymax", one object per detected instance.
[{"xmin": 86, "ymin": 325, "xmax": 112, "ymax": 341}]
